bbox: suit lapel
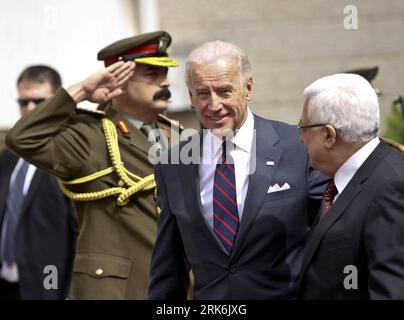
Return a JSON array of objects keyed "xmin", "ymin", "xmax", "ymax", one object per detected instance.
[
  {"xmin": 20, "ymin": 169, "xmax": 43, "ymax": 215},
  {"xmin": 299, "ymin": 181, "xmax": 362, "ymax": 278},
  {"xmin": 104, "ymin": 104, "xmax": 152, "ymax": 155},
  {"xmin": 0, "ymin": 153, "xmax": 44, "ymax": 222},
  {"xmin": 0, "ymin": 151, "xmax": 18, "ymax": 224},
  {"xmin": 129, "ymin": 126, "xmax": 153, "ymax": 155},
  {"xmin": 299, "ymin": 141, "xmax": 391, "ymax": 278},
  {"xmin": 231, "ymin": 116, "xmax": 282, "ymax": 260}
]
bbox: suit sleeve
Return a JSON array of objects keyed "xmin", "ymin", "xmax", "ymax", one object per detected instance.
[
  {"xmin": 149, "ymin": 164, "xmax": 190, "ymax": 300},
  {"xmin": 364, "ymin": 178, "xmax": 404, "ymax": 299},
  {"xmin": 6, "ymin": 88, "xmax": 96, "ymax": 180}
]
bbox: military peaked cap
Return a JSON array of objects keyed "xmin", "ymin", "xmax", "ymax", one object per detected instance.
[{"xmin": 97, "ymin": 30, "xmax": 178, "ymax": 68}]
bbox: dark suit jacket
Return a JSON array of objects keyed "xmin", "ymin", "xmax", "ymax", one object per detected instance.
[
  {"xmin": 299, "ymin": 141, "xmax": 404, "ymax": 299},
  {"xmin": 0, "ymin": 149, "xmax": 77, "ymax": 300},
  {"xmin": 149, "ymin": 114, "xmax": 328, "ymax": 300}
]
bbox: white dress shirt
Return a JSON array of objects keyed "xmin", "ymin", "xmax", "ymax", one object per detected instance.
[
  {"xmin": 1, "ymin": 158, "xmax": 36, "ymax": 282},
  {"xmin": 333, "ymin": 137, "xmax": 380, "ymax": 202},
  {"xmin": 199, "ymin": 108, "xmax": 255, "ymax": 228}
]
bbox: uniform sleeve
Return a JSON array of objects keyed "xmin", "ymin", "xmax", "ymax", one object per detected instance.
[
  {"xmin": 364, "ymin": 178, "xmax": 404, "ymax": 299},
  {"xmin": 6, "ymin": 88, "xmax": 97, "ymax": 180},
  {"xmin": 149, "ymin": 164, "xmax": 190, "ymax": 300}
]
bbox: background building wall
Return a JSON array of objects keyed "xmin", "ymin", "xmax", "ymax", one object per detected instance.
[
  {"xmin": 1, "ymin": 0, "xmax": 404, "ymax": 148},
  {"xmin": 161, "ymin": 0, "xmax": 404, "ymax": 128},
  {"xmin": 0, "ymin": 0, "xmax": 139, "ymax": 130}
]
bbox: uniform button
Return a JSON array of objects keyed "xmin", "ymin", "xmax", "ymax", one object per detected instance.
[
  {"xmin": 118, "ymin": 179, "xmax": 125, "ymax": 187},
  {"xmin": 229, "ymin": 266, "xmax": 237, "ymax": 274},
  {"xmin": 95, "ymin": 268, "xmax": 104, "ymax": 276}
]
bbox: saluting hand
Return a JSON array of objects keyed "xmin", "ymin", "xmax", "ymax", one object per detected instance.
[{"xmin": 67, "ymin": 61, "xmax": 135, "ymax": 103}]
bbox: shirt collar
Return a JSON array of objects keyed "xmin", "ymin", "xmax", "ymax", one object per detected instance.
[
  {"xmin": 111, "ymin": 106, "xmax": 152, "ymax": 130},
  {"xmin": 203, "ymin": 108, "xmax": 254, "ymax": 160},
  {"xmin": 231, "ymin": 108, "xmax": 254, "ymax": 153},
  {"xmin": 334, "ymin": 137, "xmax": 380, "ymax": 194}
]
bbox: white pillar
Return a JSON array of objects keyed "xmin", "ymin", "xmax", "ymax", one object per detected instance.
[{"xmin": 139, "ymin": 0, "xmax": 159, "ymax": 32}]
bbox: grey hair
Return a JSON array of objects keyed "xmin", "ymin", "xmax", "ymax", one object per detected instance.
[
  {"xmin": 185, "ymin": 41, "xmax": 252, "ymax": 88},
  {"xmin": 303, "ymin": 73, "xmax": 380, "ymax": 143}
]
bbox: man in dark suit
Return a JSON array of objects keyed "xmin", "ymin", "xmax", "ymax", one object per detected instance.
[
  {"xmin": 298, "ymin": 73, "xmax": 404, "ymax": 299},
  {"xmin": 149, "ymin": 41, "xmax": 327, "ymax": 300},
  {"xmin": 0, "ymin": 65, "xmax": 77, "ymax": 299}
]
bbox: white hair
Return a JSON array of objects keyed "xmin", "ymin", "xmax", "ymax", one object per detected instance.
[
  {"xmin": 303, "ymin": 73, "xmax": 380, "ymax": 143},
  {"xmin": 185, "ymin": 41, "xmax": 252, "ymax": 88}
]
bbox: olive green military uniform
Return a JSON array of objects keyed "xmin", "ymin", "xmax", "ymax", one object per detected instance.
[
  {"xmin": 6, "ymin": 30, "xmax": 181, "ymax": 299},
  {"xmin": 6, "ymin": 87, "xmax": 181, "ymax": 299}
]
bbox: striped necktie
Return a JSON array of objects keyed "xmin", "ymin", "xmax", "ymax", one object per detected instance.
[
  {"xmin": 1, "ymin": 160, "xmax": 29, "ymax": 264},
  {"xmin": 213, "ymin": 140, "xmax": 239, "ymax": 254}
]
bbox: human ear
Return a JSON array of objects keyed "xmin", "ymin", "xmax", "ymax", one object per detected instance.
[
  {"xmin": 246, "ymin": 78, "xmax": 253, "ymax": 101},
  {"xmin": 324, "ymin": 124, "xmax": 337, "ymax": 149}
]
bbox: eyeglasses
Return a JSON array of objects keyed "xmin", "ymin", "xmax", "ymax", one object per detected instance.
[
  {"xmin": 297, "ymin": 120, "xmax": 327, "ymax": 132},
  {"xmin": 17, "ymin": 98, "xmax": 46, "ymax": 107}
]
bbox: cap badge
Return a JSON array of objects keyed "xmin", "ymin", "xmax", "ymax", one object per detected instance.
[{"xmin": 158, "ymin": 35, "xmax": 170, "ymax": 52}]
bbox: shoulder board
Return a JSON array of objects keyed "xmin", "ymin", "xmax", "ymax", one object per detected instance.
[
  {"xmin": 157, "ymin": 114, "xmax": 184, "ymax": 131},
  {"xmin": 76, "ymin": 107, "xmax": 106, "ymax": 118}
]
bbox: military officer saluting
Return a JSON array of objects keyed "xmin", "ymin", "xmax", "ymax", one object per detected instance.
[{"xmin": 6, "ymin": 31, "xmax": 182, "ymax": 299}]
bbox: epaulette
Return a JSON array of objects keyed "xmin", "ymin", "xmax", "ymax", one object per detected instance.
[
  {"xmin": 76, "ymin": 107, "xmax": 106, "ymax": 119},
  {"xmin": 158, "ymin": 114, "xmax": 184, "ymax": 131}
]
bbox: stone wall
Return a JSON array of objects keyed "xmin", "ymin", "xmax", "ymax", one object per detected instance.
[{"xmin": 160, "ymin": 0, "xmax": 404, "ymax": 131}]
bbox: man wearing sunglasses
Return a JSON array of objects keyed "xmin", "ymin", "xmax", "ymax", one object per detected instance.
[
  {"xmin": 16, "ymin": 67, "xmax": 60, "ymax": 116},
  {"xmin": 0, "ymin": 65, "xmax": 77, "ymax": 299}
]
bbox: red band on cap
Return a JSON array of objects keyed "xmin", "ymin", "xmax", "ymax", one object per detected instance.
[{"xmin": 104, "ymin": 43, "xmax": 158, "ymax": 67}]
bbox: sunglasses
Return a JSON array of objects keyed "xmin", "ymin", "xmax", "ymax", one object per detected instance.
[{"xmin": 17, "ymin": 98, "xmax": 46, "ymax": 107}]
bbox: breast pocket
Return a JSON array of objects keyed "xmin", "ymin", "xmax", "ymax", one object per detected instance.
[
  {"xmin": 70, "ymin": 252, "xmax": 132, "ymax": 299},
  {"xmin": 264, "ymin": 188, "xmax": 298, "ymax": 202},
  {"xmin": 322, "ymin": 236, "xmax": 352, "ymax": 250}
]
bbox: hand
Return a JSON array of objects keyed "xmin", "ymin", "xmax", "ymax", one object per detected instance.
[{"xmin": 67, "ymin": 61, "xmax": 135, "ymax": 103}]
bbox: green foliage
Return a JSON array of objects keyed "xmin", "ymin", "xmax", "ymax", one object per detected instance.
[{"xmin": 383, "ymin": 96, "xmax": 404, "ymax": 144}]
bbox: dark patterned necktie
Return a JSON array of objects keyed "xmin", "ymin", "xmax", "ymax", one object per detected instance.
[
  {"xmin": 1, "ymin": 160, "xmax": 29, "ymax": 264},
  {"xmin": 319, "ymin": 180, "xmax": 338, "ymax": 219},
  {"xmin": 213, "ymin": 141, "xmax": 239, "ymax": 254}
]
